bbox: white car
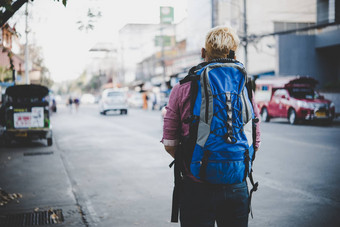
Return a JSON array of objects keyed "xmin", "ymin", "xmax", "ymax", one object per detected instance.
[{"xmin": 99, "ymin": 89, "xmax": 128, "ymax": 115}]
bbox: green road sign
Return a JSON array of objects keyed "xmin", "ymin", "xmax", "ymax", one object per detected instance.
[{"xmin": 160, "ymin": 6, "xmax": 174, "ymax": 24}]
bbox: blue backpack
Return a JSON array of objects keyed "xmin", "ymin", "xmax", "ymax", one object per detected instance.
[{"xmin": 170, "ymin": 58, "xmax": 259, "ymax": 222}]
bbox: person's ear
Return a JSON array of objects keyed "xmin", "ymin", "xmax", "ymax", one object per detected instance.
[{"xmin": 201, "ymin": 48, "xmax": 206, "ymax": 59}]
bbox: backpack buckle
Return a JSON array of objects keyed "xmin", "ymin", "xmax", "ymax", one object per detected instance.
[{"xmin": 223, "ymin": 133, "xmax": 237, "ymax": 144}]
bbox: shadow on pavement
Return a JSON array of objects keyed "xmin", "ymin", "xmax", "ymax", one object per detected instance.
[{"xmin": 0, "ymin": 140, "xmax": 47, "ymax": 149}]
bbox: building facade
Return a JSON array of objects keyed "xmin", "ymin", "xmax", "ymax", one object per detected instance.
[
  {"xmin": 277, "ymin": 0, "xmax": 340, "ymax": 88},
  {"xmin": 118, "ymin": 23, "xmax": 174, "ymax": 85},
  {"xmin": 88, "ymin": 42, "xmax": 118, "ymax": 87},
  {"xmin": 0, "ymin": 23, "xmax": 24, "ymax": 85},
  {"xmin": 119, "ymin": 0, "xmax": 338, "ymax": 90}
]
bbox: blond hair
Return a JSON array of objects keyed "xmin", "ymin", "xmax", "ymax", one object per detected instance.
[{"xmin": 204, "ymin": 26, "xmax": 240, "ymax": 61}]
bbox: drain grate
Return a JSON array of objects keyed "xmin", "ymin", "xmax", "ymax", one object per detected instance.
[
  {"xmin": 24, "ymin": 151, "xmax": 54, "ymax": 156},
  {"xmin": 0, "ymin": 209, "xmax": 64, "ymax": 226}
]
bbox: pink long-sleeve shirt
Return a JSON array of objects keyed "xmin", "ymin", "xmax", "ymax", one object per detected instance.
[{"xmin": 162, "ymin": 81, "xmax": 261, "ymax": 148}]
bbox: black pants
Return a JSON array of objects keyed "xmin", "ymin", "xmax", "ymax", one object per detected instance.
[{"xmin": 180, "ymin": 179, "xmax": 249, "ymax": 227}]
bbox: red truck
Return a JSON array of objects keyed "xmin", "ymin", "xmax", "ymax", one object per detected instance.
[{"xmin": 255, "ymin": 76, "xmax": 335, "ymax": 125}]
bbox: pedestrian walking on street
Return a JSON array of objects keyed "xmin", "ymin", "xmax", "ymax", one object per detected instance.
[
  {"xmin": 74, "ymin": 97, "xmax": 80, "ymax": 112},
  {"xmin": 68, "ymin": 96, "xmax": 73, "ymax": 112},
  {"xmin": 162, "ymin": 26, "xmax": 261, "ymax": 227},
  {"xmin": 142, "ymin": 92, "xmax": 148, "ymax": 110}
]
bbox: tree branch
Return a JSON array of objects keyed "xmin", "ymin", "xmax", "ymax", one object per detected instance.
[{"xmin": 0, "ymin": 0, "xmax": 28, "ymax": 27}]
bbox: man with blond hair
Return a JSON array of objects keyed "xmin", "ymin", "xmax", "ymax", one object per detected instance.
[{"xmin": 162, "ymin": 26, "xmax": 261, "ymax": 227}]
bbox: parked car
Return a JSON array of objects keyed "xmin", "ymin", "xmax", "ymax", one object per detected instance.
[
  {"xmin": 255, "ymin": 76, "xmax": 335, "ymax": 125},
  {"xmin": 99, "ymin": 89, "xmax": 128, "ymax": 115},
  {"xmin": 0, "ymin": 84, "xmax": 53, "ymax": 146}
]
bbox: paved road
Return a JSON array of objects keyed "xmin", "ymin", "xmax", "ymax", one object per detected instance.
[
  {"xmin": 53, "ymin": 105, "xmax": 172, "ymax": 227},
  {"xmin": 1, "ymin": 104, "xmax": 340, "ymax": 226}
]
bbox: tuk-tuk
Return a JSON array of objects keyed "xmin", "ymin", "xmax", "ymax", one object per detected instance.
[{"xmin": 0, "ymin": 84, "xmax": 53, "ymax": 146}]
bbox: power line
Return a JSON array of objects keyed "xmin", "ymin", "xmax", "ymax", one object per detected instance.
[{"xmin": 240, "ymin": 21, "xmax": 339, "ymax": 42}]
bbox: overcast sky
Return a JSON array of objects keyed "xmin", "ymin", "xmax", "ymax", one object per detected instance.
[{"xmin": 11, "ymin": 0, "xmax": 187, "ymax": 82}]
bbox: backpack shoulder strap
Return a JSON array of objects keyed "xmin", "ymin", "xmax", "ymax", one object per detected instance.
[
  {"xmin": 170, "ymin": 63, "xmax": 203, "ymax": 223},
  {"xmin": 179, "ymin": 73, "xmax": 200, "ymax": 123},
  {"xmin": 245, "ymin": 76, "xmax": 254, "ymax": 105},
  {"xmin": 179, "ymin": 61, "xmax": 207, "ymax": 85},
  {"xmin": 244, "ymin": 76, "xmax": 260, "ymax": 218}
]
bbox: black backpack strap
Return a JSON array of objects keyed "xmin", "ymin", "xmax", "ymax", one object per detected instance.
[
  {"xmin": 243, "ymin": 149, "xmax": 250, "ymax": 182},
  {"xmin": 198, "ymin": 150, "xmax": 211, "ymax": 179},
  {"xmin": 245, "ymin": 77, "xmax": 259, "ymax": 146},
  {"xmin": 244, "ymin": 77, "xmax": 260, "ymax": 218},
  {"xmin": 248, "ymin": 169, "xmax": 259, "ymax": 218},
  {"xmin": 180, "ymin": 68, "xmax": 200, "ymax": 125},
  {"xmin": 170, "ymin": 136, "xmax": 198, "ymax": 223},
  {"xmin": 182, "ymin": 70, "xmax": 201, "ymax": 170},
  {"xmin": 170, "ymin": 155, "xmax": 182, "ymax": 222},
  {"xmin": 170, "ymin": 63, "xmax": 203, "ymax": 223},
  {"xmin": 244, "ymin": 147, "xmax": 259, "ymax": 219},
  {"xmin": 170, "ymin": 136, "xmax": 187, "ymax": 222},
  {"xmin": 245, "ymin": 76, "xmax": 253, "ymax": 101},
  {"xmin": 180, "ymin": 65, "xmax": 198, "ymax": 85}
]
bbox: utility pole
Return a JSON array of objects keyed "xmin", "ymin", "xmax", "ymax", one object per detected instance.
[
  {"xmin": 159, "ymin": 6, "xmax": 174, "ymax": 91},
  {"xmin": 160, "ymin": 25, "xmax": 166, "ymax": 87},
  {"xmin": 243, "ymin": 0, "xmax": 248, "ymax": 69},
  {"xmin": 211, "ymin": 0, "xmax": 217, "ymax": 28},
  {"xmin": 25, "ymin": 1, "xmax": 29, "ymax": 84}
]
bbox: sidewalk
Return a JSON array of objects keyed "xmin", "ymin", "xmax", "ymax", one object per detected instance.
[{"xmin": 0, "ymin": 141, "xmax": 86, "ymax": 226}]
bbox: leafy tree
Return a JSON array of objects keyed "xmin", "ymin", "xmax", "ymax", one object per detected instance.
[
  {"xmin": 39, "ymin": 66, "xmax": 53, "ymax": 88},
  {"xmin": 0, "ymin": 66, "xmax": 12, "ymax": 82},
  {"xmin": 84, "ymin": 75, "xmax": 102, "ymax": 92},
  {"xmin": 77, "ymin": 8, "xmax": 102, "ymax": 32},
  {"xmin": 1, "ymin": 0, "xmax": 100, "ymax": 31},
  {"xmin": 0, "ymin": 0, "xmax": 67, "ymax": 27},
  {"xmin": 24, "ymin": 43, "xmax": 53, "ymax": 87}
]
